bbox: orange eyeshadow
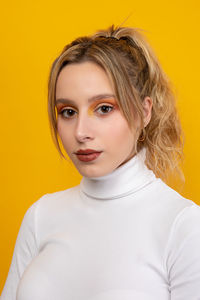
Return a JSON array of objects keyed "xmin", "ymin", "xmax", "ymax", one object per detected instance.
[
  {"xmin": 88, "ymin": 98, "xmax": 118, "ymax": 116},
  {"xmin": 55, "ymin": 98, "xmax": 119, "ymax": 116}
]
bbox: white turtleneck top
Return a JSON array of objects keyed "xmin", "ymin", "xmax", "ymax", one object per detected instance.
[{"xmin": 1, "ymin": 148, "xmax": 200, "ymax": 300}]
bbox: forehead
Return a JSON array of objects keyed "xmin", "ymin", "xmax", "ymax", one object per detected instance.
[{"xmin": 55, "ymin": 61, "xmax": 115, "ymax": 99}]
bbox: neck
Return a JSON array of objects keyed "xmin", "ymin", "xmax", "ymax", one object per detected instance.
[{"xmin": 79, "ymin": 147, "xmax": 157, "ymax": 200}]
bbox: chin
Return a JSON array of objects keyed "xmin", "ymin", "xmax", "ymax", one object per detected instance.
[
  {"xmin": 77, "ymin": 168, "xmax": 104, "ymax": 178},
  {"xmin": 76, "ymin": 164, "xmax": 112, "ymax": 178}
]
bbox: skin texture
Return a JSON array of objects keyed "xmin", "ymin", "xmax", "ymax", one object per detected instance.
[{"xmin": 55, "ymin": 61, "xmax": 152, "ymax": 178}]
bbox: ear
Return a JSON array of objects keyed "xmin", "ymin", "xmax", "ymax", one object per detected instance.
[{"xmin": 142, "ymin": 96, "xmax": 153, "ymax": 127}]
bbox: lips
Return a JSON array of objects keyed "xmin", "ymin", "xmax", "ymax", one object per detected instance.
[
  {"xmin": 76, "ymin": 149, "xmax": 101, "ymax": 155},
  {"xmin": 75, "ymin": 149, "xmax": 102, "ymax": 162}
]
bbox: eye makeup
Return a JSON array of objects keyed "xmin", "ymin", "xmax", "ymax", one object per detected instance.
[
  {"xmin": 88, "ymin": 98, "xmax": 118, "ymax": 116},
  {"xmin": 56, "ymin": 98, "xmax": 119, "ymax": 118}
]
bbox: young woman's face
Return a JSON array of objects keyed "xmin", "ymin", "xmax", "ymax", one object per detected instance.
[{"xmin": 55, "ymin": 61, "xmax": 140, "ymax": 178}]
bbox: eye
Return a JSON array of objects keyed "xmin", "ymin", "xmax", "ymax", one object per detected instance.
[
  {"xmin": 58, "ymin": 108, "xmax": 77, "ymax": 119},
  {"xmin": 57, "ymin": 104, "xmax": 114, "ymax": 119},
  {"xmin": 96, "ymin": 105, "xmax": 114, "ymax": 115}
]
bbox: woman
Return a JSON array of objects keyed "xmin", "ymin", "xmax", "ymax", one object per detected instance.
[{"xmin": 1, "ymin": 24, "xmax": 200, "ymax": 300}]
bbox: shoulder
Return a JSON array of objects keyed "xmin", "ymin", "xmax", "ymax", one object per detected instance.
[
  {"xmin": 143, "ymin": 178, "xmax": 200, "ymax": 248},
  {"xmin": 166, "ymin": 203, "xmax": 200, "ymax": 246},
  {"xmin": 34, "ymin": 184, "xmax": 81, "ymax": 209},
  {"xmin": 148, "ymin": 178, "xmax": 196, "ymax": 218},
  {"xmin": 20, "ymin": 185, "xmax": 82, "ymax": 246},
  {"xmin": 149, "ymin": 178, "xmax": 193, "ymax": 204},
  {"xmin": 163, "ymin": 204, "xmax": 200, "ymax": 296},
  {"xmin": 23, "ymin": 185, "xmax": 81, "ymax": 225},
  {"xmin": 158, "ymin": 181, "xmax": 200, "ymax": 264}
]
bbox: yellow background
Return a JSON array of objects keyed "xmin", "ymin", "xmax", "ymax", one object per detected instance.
[{"xmin": 0, "ymin": 0, "xmax": 200, "ymax": 293}]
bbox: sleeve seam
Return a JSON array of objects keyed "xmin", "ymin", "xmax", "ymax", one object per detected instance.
[{"xmin": 162, "ymin": 203, "xmax": 196, "ymax": 278}]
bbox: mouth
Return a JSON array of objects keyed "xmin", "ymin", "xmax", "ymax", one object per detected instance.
[
  {"xmin": 75, "ymin": 151, "xmax": 102, "ymax": 162},
  {"xmin": 75, "ymin": 149, "xmax": 102, "ymax": 155}
]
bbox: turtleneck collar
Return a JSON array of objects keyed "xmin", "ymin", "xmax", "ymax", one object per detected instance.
[{"xmin": 79, "ymin": 147, "xmax": 157, "ymax": 200}]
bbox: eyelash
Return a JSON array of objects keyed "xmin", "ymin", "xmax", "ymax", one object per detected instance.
[{"xmin": 58, "ymin": 104, "xmax": 114, "ymax": 119}]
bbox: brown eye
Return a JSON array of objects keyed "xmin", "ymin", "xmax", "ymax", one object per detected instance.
[
  {"xmin": 96, "ymin": 105, "xmax": 114, "ymax": 115},
  {"xmin": 59, "ymin": 108, "xmax": 77, "ymax": 118}
]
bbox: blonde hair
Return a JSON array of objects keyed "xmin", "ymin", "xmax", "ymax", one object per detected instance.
[{"xmin": 47, "ymin": 24, "xmax": 184, "ymax": 182}]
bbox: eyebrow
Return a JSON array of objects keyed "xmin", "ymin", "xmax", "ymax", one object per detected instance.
[{"xmin": 56, "ymin": 93, "xmax": 116, "ymax": 105}]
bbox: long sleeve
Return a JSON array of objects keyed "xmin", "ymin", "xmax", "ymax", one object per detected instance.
[
  {"xmin": 164, "ymin": 204, "xmax": 200, "ymax": 299},
  {"xmin": 1, "ymin": 201, "xmax": 39, "ymax": 300}
]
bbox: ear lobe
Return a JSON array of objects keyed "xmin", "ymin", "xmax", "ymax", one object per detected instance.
[{"xmin": 142, "ymin": 96, "xmax": 153, "ymax": 127}]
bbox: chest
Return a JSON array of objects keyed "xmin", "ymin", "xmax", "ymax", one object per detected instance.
[{"xmin": 17, "ymin": 211, "xmax": 170, "ymax": 300}]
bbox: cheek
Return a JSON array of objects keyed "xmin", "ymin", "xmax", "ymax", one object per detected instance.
[
  {"xmin": 109, "ymin": 119, "xmax": 135, "ymax": 146},
  {"xmin": 57, "ymin": 122, "xmax": 72, "ymax": 147},
  {"xmin": 57, "ymin": 122, "xmax": 64, "ymax": 140}
]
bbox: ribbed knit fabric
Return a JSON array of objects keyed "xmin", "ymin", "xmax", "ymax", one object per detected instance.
[{"xmin": 1, "ymin": 148, "xmax": 200, "ymax": 300}]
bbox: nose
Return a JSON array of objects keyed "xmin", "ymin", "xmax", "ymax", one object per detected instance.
[{"xmin": 75, "ymin": 112, "xmax": 94, "ymax": 143}]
